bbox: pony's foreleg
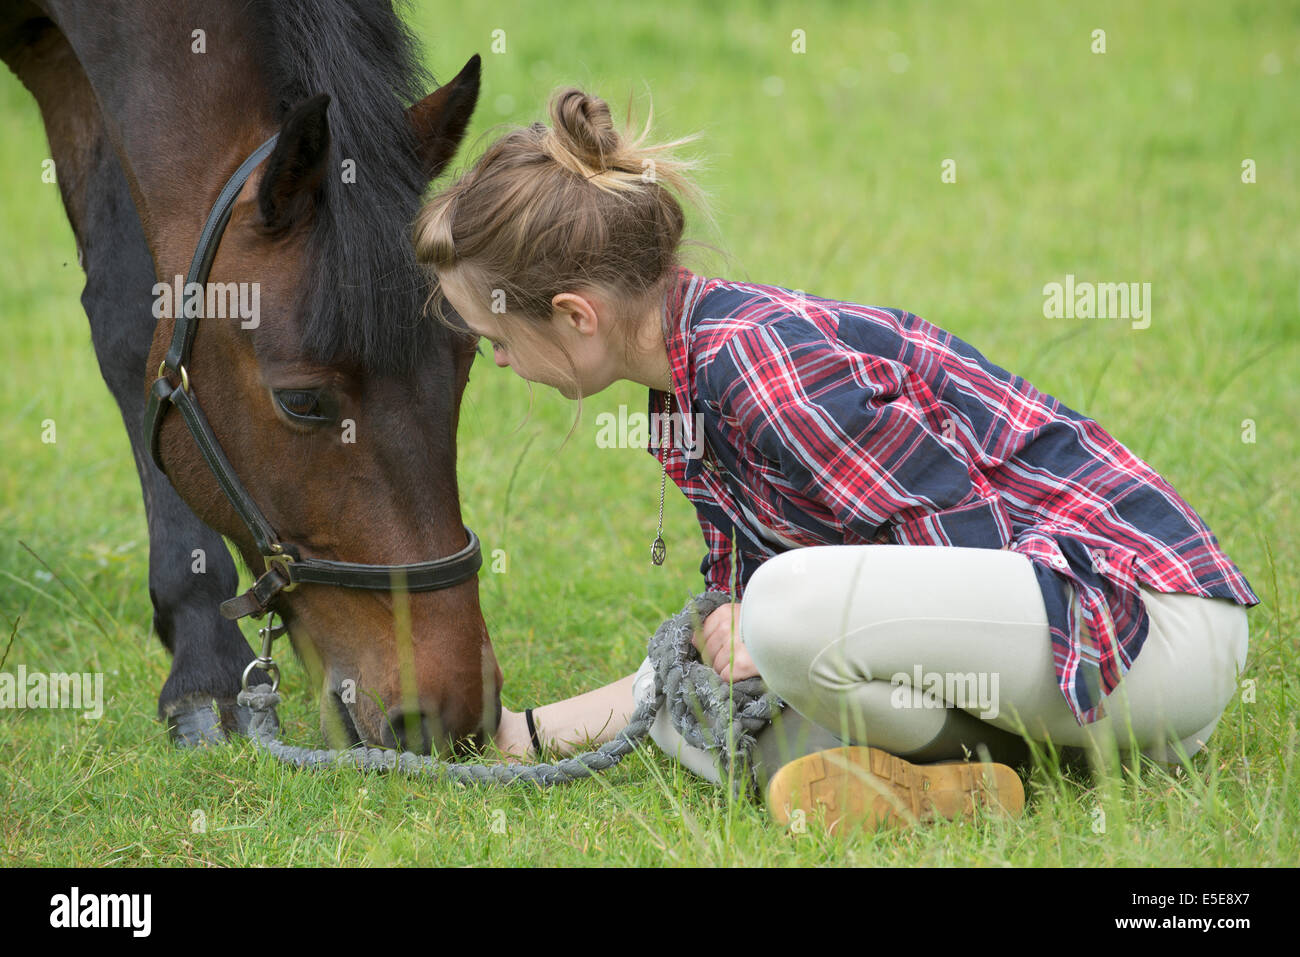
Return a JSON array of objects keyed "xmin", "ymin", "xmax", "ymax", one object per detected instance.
[
  {"xmin": 6, "ymin": 17, "xmax": 271, "ymax": 745},
  {"xmin": 79, "ymin": 128, "xmax": 274, "ymax": 746}
]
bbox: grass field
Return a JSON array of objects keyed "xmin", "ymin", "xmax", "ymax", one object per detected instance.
[{"xmin": 1, "ymin": 0, "xmax": 1297, "ymax": 867}]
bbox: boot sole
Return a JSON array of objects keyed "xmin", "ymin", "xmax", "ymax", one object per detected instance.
[{"xmin": 765, "ymin": 745, "xmax": 1025, "ymax": 835}]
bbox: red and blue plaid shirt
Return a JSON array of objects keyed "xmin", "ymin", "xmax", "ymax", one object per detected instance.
[{"xmin": 647, "ymin": 267, "xmax": 1260, "ymax": 726}]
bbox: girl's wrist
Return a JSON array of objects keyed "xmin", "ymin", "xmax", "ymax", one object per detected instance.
[{"xmin": 496, "ymin": 706, "xmax": 535, "ymax": 760}]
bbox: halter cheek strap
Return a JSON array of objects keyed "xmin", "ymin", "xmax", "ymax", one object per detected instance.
[{"xmin": 144, "ymin": 133, "xmax": 482, "ymax": 623}]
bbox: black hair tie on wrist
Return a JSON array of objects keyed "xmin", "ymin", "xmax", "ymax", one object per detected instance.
[{"xmin": 524, "ymin": 707, "xmax": 542, "ymax": 756}]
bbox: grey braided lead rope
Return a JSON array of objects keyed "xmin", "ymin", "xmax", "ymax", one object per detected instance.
[{"xmin": 235, "ymin": 590, "xmax": 783, "ymax": 793}]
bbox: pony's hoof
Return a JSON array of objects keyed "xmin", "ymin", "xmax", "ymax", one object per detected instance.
[{"xmin": 165, "ymin": 697, "xmax": 275, "ymax": 747}]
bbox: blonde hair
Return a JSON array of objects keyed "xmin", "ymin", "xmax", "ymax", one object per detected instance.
[{"xmin": 413, "ymin": 86, "xmax": 718, "ymax": 394}]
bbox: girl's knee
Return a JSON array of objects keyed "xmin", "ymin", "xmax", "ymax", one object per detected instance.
[
  {"xmin": 648, "ymin": 706, "xmax": 722, "ymax": 785},
  {"xmin": 740, "ymin": 551, "xmax": 813, "ymax": 676}
]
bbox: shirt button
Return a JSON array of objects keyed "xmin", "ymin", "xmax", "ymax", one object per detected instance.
[{"xmin": 1052, "ymin": 556, "xmax": 1069, "ymax": 569}]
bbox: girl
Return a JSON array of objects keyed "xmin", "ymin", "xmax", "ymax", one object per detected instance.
[{"xmin": 413, "ymin": 87, "xmax": 1259, "ymax": 834}]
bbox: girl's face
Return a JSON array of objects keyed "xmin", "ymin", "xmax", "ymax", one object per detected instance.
[{"xmin": 437, "ymin": 270, "xmax": 623, "ymax": 399}]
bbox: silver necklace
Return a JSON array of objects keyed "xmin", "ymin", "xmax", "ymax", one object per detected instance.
[{"xmin": 650, "ymin": 390, "xmax": 671, "ymax": 566}]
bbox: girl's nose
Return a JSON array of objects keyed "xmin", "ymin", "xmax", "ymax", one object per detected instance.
[{"xmin": 493, "ymin": 350, "xmax": 509, "ymax": 368}]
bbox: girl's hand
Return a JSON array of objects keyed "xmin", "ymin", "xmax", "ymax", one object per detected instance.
[{"xmin": 693, "ymin": 601, "xmax": 760, "ymax": 682}]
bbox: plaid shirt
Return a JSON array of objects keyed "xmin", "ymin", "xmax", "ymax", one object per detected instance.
[{"xmin": 646, "ymin": 267, "xmax": 1260, "ymax": 726}]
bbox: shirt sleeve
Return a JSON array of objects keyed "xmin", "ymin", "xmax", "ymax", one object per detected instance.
[
  {"xmin": 696, "ymin": 509, "xmax": 736, "ymax": 593},
  {"xmin": 703, "ymin": 317, "xmax": 1015, "ymax": 550},
  {"xmin": 694, "ymin": 507, "xmax": 771, "ymax": 598}
]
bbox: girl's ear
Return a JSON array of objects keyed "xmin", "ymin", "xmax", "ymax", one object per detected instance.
[
  {"xmin": 553, "ymin": 289, "xmax": 603, "ymax": 338},
  {"xmin": 258, "ymin": 93, "xmax": 331, "ymax": 231},
  {"xmin": 408, "ymin": 54, "xmax": 482, "ymax": 181}
]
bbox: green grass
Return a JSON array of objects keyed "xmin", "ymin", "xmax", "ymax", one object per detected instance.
[{"xmin": 1, "ymin": 0, "xmax": 1297, "ymax": 866}]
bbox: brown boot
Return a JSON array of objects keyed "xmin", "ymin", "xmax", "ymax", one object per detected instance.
[{"xmin": 765, "ymin": 746, "xmax": 1025, "ymax": 835}]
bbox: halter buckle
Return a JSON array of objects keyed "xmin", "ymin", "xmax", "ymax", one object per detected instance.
[{"xmin": 264, "ymin": 551, "xmax": 299, "ymax": 592}]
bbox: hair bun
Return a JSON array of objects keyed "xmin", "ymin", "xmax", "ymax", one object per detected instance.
[{"xmin": 549, "ymin": 87, "xmax": 621, "ymax": 172}]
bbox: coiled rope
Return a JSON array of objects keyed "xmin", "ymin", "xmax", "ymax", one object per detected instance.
[{"xmin": 236, "ymin": 590, "xmax": 782, "ymax": 793}]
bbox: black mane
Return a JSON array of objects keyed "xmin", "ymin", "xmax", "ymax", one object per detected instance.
[{"xmin": 252, "ymin": 0, "xmax": 438, "ymax": 373}]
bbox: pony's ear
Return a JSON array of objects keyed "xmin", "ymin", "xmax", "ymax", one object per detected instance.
[
  {"xmin": 408, "ymin": 54, "xmax": 481, "ymax": 181},
  {"xmin": 258, "ymin": 93, "xmax": 331, "ymax": 230}
]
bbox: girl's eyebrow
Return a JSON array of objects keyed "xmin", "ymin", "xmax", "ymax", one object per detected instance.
[
  {"xmin": 469, "ymin": 318, "xmax": 506, "ymax": 345},
  {"xmin": 471, "ymin": 324, "xmax": 501, "ymax": 344},
  {"xmin": 455, "ymin": 312, "xmax": 490, "ymax": 338},
  {"xmin": 451, "ymin": 302, "xmax": 494, "ymax": 338}
]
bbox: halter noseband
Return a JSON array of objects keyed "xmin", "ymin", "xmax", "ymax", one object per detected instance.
[{"xmin": 143, "ymin": 133, "xmax": 482, "ymax": 625}]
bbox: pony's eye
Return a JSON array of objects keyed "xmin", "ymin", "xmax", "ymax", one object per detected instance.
[{"xmin": 274, "ymin": 389, "xmax": 338, "ymax": 425}]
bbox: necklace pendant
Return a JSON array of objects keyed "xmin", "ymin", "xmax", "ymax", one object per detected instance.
[{"xmin": 650, "ymin": 535, "xmax": 666, "ymax": 566}]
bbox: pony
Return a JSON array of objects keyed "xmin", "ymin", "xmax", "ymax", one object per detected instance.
[{"xmin": 1, "ymin": 0, "xmax": 499, "ymax": 754}]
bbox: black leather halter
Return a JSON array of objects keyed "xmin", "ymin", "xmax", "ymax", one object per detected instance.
[{"xmin": 144, "ymin": 133, "xmax": 482, "ymax": 623}]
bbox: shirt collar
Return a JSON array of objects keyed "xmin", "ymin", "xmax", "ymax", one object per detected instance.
[{"xmin": 653, "ymin": 265, "xmax": 708, "ymax": 480}]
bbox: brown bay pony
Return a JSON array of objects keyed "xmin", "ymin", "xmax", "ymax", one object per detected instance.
[{"xmin": 0, "ymin": 0, "xmax": 501, "ymax": 755}]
